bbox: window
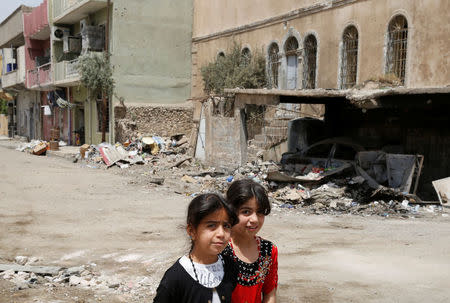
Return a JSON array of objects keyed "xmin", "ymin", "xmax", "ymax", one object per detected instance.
[
  {"xmin": 268, "ymin": 43, "xmax": 280, "ymax": 88},
  {"xmin": 340, "ymin": 25, "xmax": 358, "ymax": 89},
  {"xmin": 285, "ymin": 37, "xmax": 299, "ymax": 90},
  {"xmin": 386, "ymin": 15, "xmax": 408, "ymax": 84},
  {"xmin": 241, "ymin": 47, "xmax": 251, "ymax": 65},
  {"xmin": 303, "ymin": 35, "xmax": 317, "ymax": 89}
]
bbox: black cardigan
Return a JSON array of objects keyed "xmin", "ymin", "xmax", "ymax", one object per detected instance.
[{"xmin": 153, "ymin": 255, "xmax": 237, "ymax": 303}]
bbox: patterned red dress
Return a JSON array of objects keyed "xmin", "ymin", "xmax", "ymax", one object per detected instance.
[{"xmin": 222, "ymin": 236, "xmax": 278, "ymax": 303}]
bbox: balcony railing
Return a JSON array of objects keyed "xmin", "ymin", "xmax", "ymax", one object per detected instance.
[
  {"xmin": 53, "ymin": 0, "xmax": 107, "ymax": 23},
  {"xmin": 54, "ymin": 59, "xmax": 80, "ymax": 84},
  {"xmin": 27, "ymin": 63, "xmax": 52, "ymax": 88}
]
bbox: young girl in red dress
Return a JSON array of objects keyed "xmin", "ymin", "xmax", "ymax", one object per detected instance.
[{"xmin": 222, "ymin": 179, "xmax": 278, "ymax": 303}]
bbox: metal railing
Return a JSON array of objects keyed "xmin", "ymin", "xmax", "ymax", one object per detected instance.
[
  {"xmin": 27, "ymin": 62, "xmax": 52, "ymax": 88},
  {"xmin": 54, "ymin": 59, "xmax": 79, "ymax": 83}
]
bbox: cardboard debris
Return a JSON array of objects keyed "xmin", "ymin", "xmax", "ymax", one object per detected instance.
[
  {"xmin": 432, "ymin": 177, "xmax": 450, "ymax": 204},
  {"xmin": 32, "ymin": 142, "xmax": 47, "ymax": 155}
]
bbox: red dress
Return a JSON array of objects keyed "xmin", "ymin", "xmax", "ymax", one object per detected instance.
[{"xmin": 222, "ymin": 237, "xmax": 278, "ymax": 303}]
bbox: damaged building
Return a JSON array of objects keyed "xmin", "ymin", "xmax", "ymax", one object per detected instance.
[{"xmin": 191, "ymin": 0, "xmax": 450, "ymax": 201}]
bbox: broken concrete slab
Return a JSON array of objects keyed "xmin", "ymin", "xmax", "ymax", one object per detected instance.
[{"xmin": 0, "ymin": 264, "xmax": 63, "ymax": 276}]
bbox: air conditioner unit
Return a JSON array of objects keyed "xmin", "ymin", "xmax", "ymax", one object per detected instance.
[
  {"xmin": 52, "ymin": 26, "xmax": 70, "ymax": 41},
  {"xmin": 63, "ymin": 36, "xmax": 82, "ymax": 54}
]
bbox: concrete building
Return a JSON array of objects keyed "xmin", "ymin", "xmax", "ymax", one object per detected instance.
[
  {"xmin": 192, "ymin": 0, "xmax": 449, "ymax": 95},
  {"xmin": 0, "ymin": 5, "xmax": 42, "ymax": 140},
  {"xmin": 48, "ymin": 0, "xmax": 194, "ymax": 145},
  {"xmin": 191, "ymin": 0, "xmax": 450, "ymax": 199}
]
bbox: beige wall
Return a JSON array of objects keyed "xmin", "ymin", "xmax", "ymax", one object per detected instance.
[
  {"xmin": 193, "ymin": 0, "xmax": 318, "ymax": 38},
  {"xmin": 0, "ymin": 114, "xmax": 7, "ymax": 136},
  {"xmin": 192, "ymin": 0, "xmax": 450, "ymax": 98},
  {"xmin": 111, "ymin": 0, "xmax": 193, "ymax": 105}
]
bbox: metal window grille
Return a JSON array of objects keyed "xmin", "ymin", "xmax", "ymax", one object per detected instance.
[
  {"xmin": 285, "ymin": 37, "xmax": 299, "ymax": 55},
  {"xmin": 268, "ymin": 43, "xmax": 280, "ymax": 88},
  {"xmin": 241, "ymin": 47, "xmax": 251, "ymax": 65},
  {"xmin": 386, "ymin": 15, "xmax": 408, "ymax": 84},
  {"xmin": 341, "ymin": 26, "xmax": 358, "ymax": 89},
  {"xmin": 303, "ymin": 35, "xmax": 317, "ymax": 89}
]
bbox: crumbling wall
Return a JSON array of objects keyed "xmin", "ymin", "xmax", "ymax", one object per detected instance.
[
  {"xmin": 325, "ymin": 102, "xmax": 450, "ymax": 199},
  {"xmin": 114, "ymin": 105, "xmax": 194, "ymax": 143}
]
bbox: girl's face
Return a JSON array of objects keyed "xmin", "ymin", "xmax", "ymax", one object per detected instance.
[
  {"xmin": 188, "ymin": 208, "xmax": 232, "ymax": 262},
  {"xmin": 233, "ymin": 197, "xmax": 265, "ymax": 239}
]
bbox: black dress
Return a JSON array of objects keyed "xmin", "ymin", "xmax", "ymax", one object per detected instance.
[{"xmin": 153, "ymin": 255, "xmax": 237, "ymax": 303}]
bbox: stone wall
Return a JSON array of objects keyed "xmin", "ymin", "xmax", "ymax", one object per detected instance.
[{"xmin": 114, "ymin": 104, "xmax": 195, "ymax": 143}]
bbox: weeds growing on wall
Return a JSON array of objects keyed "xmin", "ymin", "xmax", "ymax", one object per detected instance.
[{"xmin": 201, "ymin": 42, "xmax": 267, "ymax": 95}]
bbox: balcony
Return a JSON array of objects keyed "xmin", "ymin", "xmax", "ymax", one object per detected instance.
[
  {"xmin": 54, "ymin": 59, "xmax": 80, "ymax": 86},
  {"xmin": 27, "ymin": 63, "xmax": 52, "ymax": 89},
  {"xmin": 53, "ymin": 0, "xmax": 107, "ymax": 24},
  {"xmin": 1, "ymin": 67, "xmax": 26, "ymax": 89}
]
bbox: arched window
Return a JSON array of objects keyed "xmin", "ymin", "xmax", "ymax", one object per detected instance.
[
  {"xmin": 340, "ymin": 26, "xmax": 358, "ymax": 89},
  {"xmin": 241, "ymin": 47, "xmax": 251, "ymax": 65},
  {"xmin": 303, "ymin": 35, "xmax": 317, "ymax": 89},
  {"xmin": 217, "ymin": 51, "xmax": 225, "ymax": 60},
  {"xmin": 386, "ymin": 15, "xmax": 408, "ymax": 84},
  {"xmin": 285, "ymin": 37, "xmax": 299, "ymax": 89},
  {"xmin": 268, "ymin": 43, "xmax": 280, "ymax": 88}
]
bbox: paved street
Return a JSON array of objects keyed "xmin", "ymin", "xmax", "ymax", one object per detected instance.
[{"xmin": 1, "ymin": 145, "xmax": 450, "ymax": 302}]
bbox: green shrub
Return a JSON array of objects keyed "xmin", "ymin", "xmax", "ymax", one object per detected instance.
[
  {"xmin": 0, "ymin": 99, "xmax": 7, "ymax": 115},
  {"xmin": 201, "ymin": 42, "xmax": 267, "ymax": 95},
  {"xmin": 77, "ymin": 52, "xmax": 114, "ymax": 97}
]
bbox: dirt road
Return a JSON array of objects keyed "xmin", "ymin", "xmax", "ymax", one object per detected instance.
[{"xmin": 1, "ymin": 145, "xmax": 450, "ymax": 302}]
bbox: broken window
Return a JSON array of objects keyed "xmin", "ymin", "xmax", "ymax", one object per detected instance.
[
  {"xmin": 302, "ymin": 35, "xmax": 317, "ymax": 89},
  {"xmin": 241, "ymin": 47, "xmax": 251, "ymax": 65},
  {"xmin": 268, "ymin": 43, "xmax": 280, "ymax": 88},
  {"xmin": 285, "ymin": 37, "xmax": 299, "ymax": 90},
  {"xmin": 340, "ymin": 25, "xmax": 358, "ymax": 89},
  {"xmin": 386, "ymin": 15, "xmax": 408, "ymax": 84}
]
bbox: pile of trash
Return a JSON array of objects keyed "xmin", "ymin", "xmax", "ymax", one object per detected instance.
[
  {"xmin": 16, "ymin": 140, "xmax": 68, "ymax": 155},
  {"xmin": 78, "ymin": 134, "xmax": 191, "ymax": 169},
  {"xmin": 183, "ymin": 159, "xmax": 444, "ymax": 218}
]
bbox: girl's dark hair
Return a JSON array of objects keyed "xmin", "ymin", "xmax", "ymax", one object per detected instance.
[
  {"xmin": 187, "ymin": 193, "xmax": 238, "ymax": 229},
  {"xmin": 226, "ymin": 179, "xmax": 271, "ymax": 215}
]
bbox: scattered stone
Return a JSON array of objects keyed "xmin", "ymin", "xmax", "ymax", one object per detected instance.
[{"xmin": 14, "ymin": 256, "xmax": 28, "ymax": 266}]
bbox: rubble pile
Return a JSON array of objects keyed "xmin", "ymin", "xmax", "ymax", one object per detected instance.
[
  {"xmin": 79, "ymin": 134, "xmax": 192, "ymax": 170},
  {"xmin": 0, "ymin": 257, "xmax": 157, "ymax": 301}
]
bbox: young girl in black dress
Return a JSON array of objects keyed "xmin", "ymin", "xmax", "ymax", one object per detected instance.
[{"xmin": 154, "ymin": 193, "xmax": 238, "ymax": 303}]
